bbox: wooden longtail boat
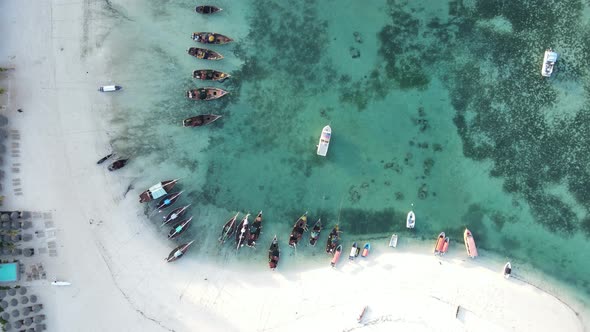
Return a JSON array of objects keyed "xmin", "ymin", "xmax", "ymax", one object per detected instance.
[
  {"xmin": 168, "ymin": 216, "xmax": 193, "ymax": 239},
  {"xmin": 188, "ymin": 47, "xmax": 224, "ymax": 60},
  {"xmin": 268, "ymin": 235, "xmax": 280, "ymax": 270},
  {"xmin": 326, "ymin": 225, "xmax": 340, "ymax": 254},
  {"xmin": 192, "ymin": 32, "xmax": 233, "ymax": 45},
  {"xmin": 288, "ymin": 212, "xmax": 308, "ymax": 248},
  {"xmin": 309, "ymin": 218, "xmax": 322, "ymax": 246},
  {"xmin": 166, "ymin": 240, "xmax": 195, "ymax": 262},
  {"xmin": 464, "ymin": 228, "xmax": 478, "ymax": 258},
  {"xmin": 236, "ymin": 214, "xmax": 250, "ymax": 250},
  {"xmin": 186, "ymin": 87, "xmax": 228, "ymax": 101},
  {"xmin": 108, "ymin": 159, "xmax": 128, "ymax": 171},
  {"xmin": 183, "ymin": 114, "xmax": 222, "ymax": 127},
  {"xmin": 195, "ymin": 5, "xmax": 222, "ymax": 14},
  {"xmin": 434, "ymin": 232, "xmax": 445, "ymax": 255},
  {"xmin": 246, "ymin": 211, "xmax": 263, "ymax": 247},
  {"xmin": 161, "ymin": 205, "xmax": 191, "ymax": 227},
  {"xmin": 193, "ymin": 69, "xmax": 230, "ymax": 81},
  {"xmin": 139, "ymin": 179, "xmax": 179, "ymax": 203},
  {"xmin": 219, "ymin": 212, "xmax": 239, "ymax": 244},
  {"xmin": 154, "ymin": 191, "xmax": 183, "ymax": 214}
]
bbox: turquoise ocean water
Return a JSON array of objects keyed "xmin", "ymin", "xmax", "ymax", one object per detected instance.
[{"xmin": 98, "ymin": 0, "xmax": 590, "ymax": 296}]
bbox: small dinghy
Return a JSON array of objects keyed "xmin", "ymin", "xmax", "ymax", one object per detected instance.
[
  {"xmin": 434, "ymin": 232, "xmax": 445, "ymax": 255},
  {"xmin": 463, "ymin": 228, "xmax": 478, "ymax": 258},
  {"xmin": 183, "ymin": 114, "xmax": 222, "ymax": 127},
  {"xmin": 192, "ymin": 32, "xmax": 233, "ymax": 45},
  {"xmin": 349, "ymin": 242, "xmax": 359, "ymax": 260},
  {"xmin": 98, "ymin": 85, "xmax": 122, "ymax": 92},
  {"xmin": 188, "ymin": 47, "xmax": 224, "ymax": 60},
  {"xmin": 441, "ymin": 237, "xmax": 450, "ymax": 255},
  {"xmin": 309, "ymin": 218, "xmax": 322, "ymax": 246},
  {"xmin": 154, "ymin": 191, "xmax": 184, "ymax": 213},
  {"xmin": 161, "ymin": 205, "xmax": 191, "ymax": 227},
  {"xmin": 361, "ymin": 243, "xmax": 370, "ymax": 257},
  {"xmin": 108, "ymin": 159, "xmax": 128, "ymax": 171},
  {"xmin": 389, "ymin": 234, "xmax": 398, "ymax": 248},
  {"xmin": 331, "ymin": 244, "xmax": 343, "ymax": 267},
  {"xmin": 503, "ymin": 262, "xmax": 512, "ymax": 278},
  {"xmin": 139, "ymin": 179, "xmax": 179, "ymax": 203},
  {"xmin": 316, "ymin": 125, "xmax": 332, "ymax": 156},
  {"xmin": 186, "ymin": 87, "xmax": 228, "ymax": 101},
  {"xmin": 166, "ymin": 240, "xmax": 195, "ymax": 262},
  {"xmin": 219, "ymin": 212, "xmax": 239, "ymax": 244},
  {"xmin": 195, "ymin": 5, "xmax": 222, "ymax": 14},
  {"xmin": 168, "ymin": 216, "xmax": 193, "ymax": 239},
  {"xmin": 268, "ymin": 235, "xmax": 280, "ymax": 270},
  {"xmin": 406, "ymin": 211, "xmax": 415, "ymax": 229},
  {"xmin": 96, "ymin": 153, "xmax": 114, "ymax": 164},
  {"xmin": 193, "ymin": 69, "xmax": 230, "ymax": 81},
  {"xmin": 541, "ymin": 48, "xmax": 559, "ymax": 77}
]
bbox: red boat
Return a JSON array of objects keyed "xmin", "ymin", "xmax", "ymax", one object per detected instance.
[
  {"xmin": 139, "ymin": 179, "xmax": 179, "ymax": 203},
  {"xmin": 434, "ymin": 232, "xmax": 445, "ymax": 255},
  {"xmin": 464, "ymin": 228, "xmax": 478, "ymax": 258},
  {"xmin": 330, "ymin": 245, "xmax": 343, "ymax": 267},
  {"xmin": 441, "ymin": 237, "xmax": 450, "ymax": 255}
]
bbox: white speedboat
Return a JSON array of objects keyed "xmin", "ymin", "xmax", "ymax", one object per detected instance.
[
  {"xmin": 406, "ymin": 211, "xmax": 415, "ymax": 229},
  {"xmin": 541, "ymin": 49, "xmax": 558, "ymax": 77},
  {"xmin": 316, "ymin": 125, "xmax": 331, "ymax": 156},
  {"xmin": 98, "ymin": 85, "xmax": 123, "ymax": 92}
]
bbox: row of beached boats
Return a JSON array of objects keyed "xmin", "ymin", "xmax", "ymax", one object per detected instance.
[{"xmin": 182, "ymin": 5, "xmax": 233, "ymax": 129}]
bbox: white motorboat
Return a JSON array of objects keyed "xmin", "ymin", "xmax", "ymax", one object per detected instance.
[
  {"xmin": 406, "ymin": 211, "xmax": 415, "ymax": 229},
  {"xmin": 541, "ymin": 49, "xmax": 558, "ymax": 77},
  {"xmin": 98, "ymin": 85, "xmax": 123, "ymax": 92},
  {"xmin": 316, "ymin": 125, "xmax": 331, "ymax": 156},
  {"xmin": 51, "ymin": 280, "xmax": 71, "ymax": 286}
]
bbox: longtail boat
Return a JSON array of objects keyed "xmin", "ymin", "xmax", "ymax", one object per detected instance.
[
  {"xmin": 268, "ymin": 235, "xmax": 280, "ymax": 270},
  {"xmin": 235, "ymin": 213, "xmax": 250, "ymax": 250},
  {"xmin": 288, "ymin": 212, "xmax": 308, "ymax": 248},
  {"xmin": 139, "ymin": 179, "xmax": 179, "ymax": 203},
  {"xmin": 183, "ymin": 114, "xmax": 222, "ymax": 127},
  {"xmin": 108, "ymin": 159, "xmax": 128, "ymax": 171},
  {"xmin": 195, "ymin": 5, "xmax": 222, "ymax": 14},
  {"xmin": 168, "ymin": 216, "xmax": 193, "ymax": 239},
  {"xmin": 503, "ymin": 262, "xmax": 512, "ymax": 278},
  {"xmin": 192, "ymin": 32, "xmax": 233, "ymax": 45},
  {"xmin": 464, "ymin": 228, "xmax": 478, "ymax": 258},
  {"xmin": 188, "ymin": 47, "xmax": 224, "ymax": 60},
  {"xmin": 309, "ymin": 218, "xmax": 322, "ymax": 246},
  {"xmin": 331, "ymin": 244, "xmax": 343, "ymax": 267},
  {"xmin": 186, "ymin": 87, "xmax": 228, "ymax": 101},
  {"xmin": 326, "ymin": 225, "xmax": 340, "ymax": 254},
  {"xmin": 434, "ymin": 232, "xmax": 445, "ymax": 255},
  {"xmin": 246, "ymin": 211, "xmax": 263, "ymax": 247},
  {"xmin": 154, "ymin": 191, "xmax": 183, "ymax": 214},
  {"xmin": 161, "ymin": 205, "xmax": 191, "ymax": 227},
  {"xmin": 166, "ymin": 240, "xmax": 195, "ymax": 262},
  {"xmin": 193, "ymin": 69, "xmax": 230, "ymax": 81},
  {"xmin": 219, "ymin": 212, "xmax": 239, "ymax": 243}
]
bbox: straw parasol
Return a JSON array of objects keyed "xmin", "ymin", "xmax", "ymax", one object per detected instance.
[
  {"xmin": 11, "ymin": 220, "xmax": 22, "ymax": 229},
  {"xmin": 14, "ymin": 320, "xmax": 22, "ymax": 329},
  {"xmin": 4, "ymin": 323, "xmax": 11, "ymax": 331},
  {"xmin": 0, "ymin": 300, "xmax": 7, "ymax": 308},
  {"xmin": 33, "ymin": 304, "xmax": 42, "ymax": 313},
  {"xmin": 23, "ymin": 306, "xmax": 31, "ymax": 315},
  {"xmin": 34, "ymin": 315, "xmax": 45, "ymax": 323},
  {"xmin": 0, "ymin": 289, "xmax": 6, "ymax": 299},
  {"xmin": 19, "ymin": 287, "xmax": 27, "ymax": 295},
  {"xmin": 0, "ymin": 213, "xmax": 9, "ymax": 222},
  {"xmin": 10, "ymin": 298, "xmax": 18, "ymax": 306},
  {"xmin": 11, "ymin": 309, "xmax": 19, "ymax": 317},
  {"xmin": 29, "ymin": 295, "xmax": 37, "ymax": 303},
  {"xmin": 24, "ymin": 317, "xmax": 33, "ymax": 326},
  {"xmin": 21, "ymin": 296, "xmax": 29, "ymax": 304},
  {"xmin": 10, "ymin": 211, "xmax": 20, "ymax": 220},
  {"xmin": 1, "ymin": 311, "xmax": 9, "ymax": 320},
  {"xmin": 8, "ymin": 288, "xmax": 16, "ymax": 296}
]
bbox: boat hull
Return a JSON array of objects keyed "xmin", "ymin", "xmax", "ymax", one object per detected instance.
[
  {"xmin": 186, "ymin": 88, "xmax": 228, "ymax": 101},
  {"xmin": 168, "ymin": 217, "xmax": 193, "ymax": 239},
  {"xmin": 188, "ymin": 47, "xmax": 224, "ymax": 60},
  {"xmin": 98, "ymin": 85, "xmax": 122, "ymax": 92},
  {"xmin": 331, "ymin": 245, "xmax": 343, "ymax": 267},
  {"xmin": 389, "ymin": 234, "xmax": 398, "ymax": 248},
  {"xmin": 361, "ymin": 243, "xmax": 370, "ymax": 257},
  {"xmin": 183, "ymin": 114, "xmax": 222, "ymax": 127},
  {"xmin": 108, "ymin": 159, "xmax": 128, "ymax": 171},
  {"xmin": 541, "ymin": 49, "xmax": 558, "ymax": 77},
  {"xmin": 192, "ymin": 32, "xmax": 234, "ymax": 45},
  {"xmin": 434, "ymin": 232, "xmax": 445, "ymax": 254},
  {"xmin": 463, "ymin": 228, "xmax": 478, "ymax": 258},
  {"xmin": 288, "ymin": 213, "xmax": 307, "ymax": 248},
  {"xmin": 139, "ymin": 179, "xmax": 178, "ymax": 203},
  {"xmin": 193, "ymin": 69, "xmax": 230, "ymax": 81},
  {"xmin": 268, "ymin": 236, "xmax": 280, "ymax": 270},
  {"xmin": 406, "ymin": 211, "xmax": 415, "ymax": 229},
  {"xmin": 195, "ymin": 5, "xmax": 222, "ymax": 14}
]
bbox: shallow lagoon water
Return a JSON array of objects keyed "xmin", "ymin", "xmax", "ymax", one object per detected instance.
[{"xmin": 98, "ymin": 0, "xmax": 590, "ymax": 296}]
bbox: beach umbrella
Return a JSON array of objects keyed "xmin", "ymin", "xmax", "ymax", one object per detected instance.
[
  {"xmin": 11, "ymin": 309, "xmax": 19, "ymax": 317},
  {"xmin": 10, "ymin": 298, "xmax": 18, "ymax": 306},
  {"xmin": 34, "ymin": 325, "xmax": 43, "ymax": 332},
  {"xmin": 33, "ymin": 305, "xmax": 42, "ymax": 313},
  {"xmin": 4, "ymin": 323, "xmax": 10, "ymax": 331},
  {"xmin": 23, "ymin": 306, "xmax": 31, "ymax": 315},
  {"xmin": 34, "ymin": 315, "xmax": 44, "ymax": 323},
  {"xmin": 11, "ymin": 220, "xmax": 22, "ymax": 229},
  {"xmin": 8, "ymin": 288, "xmax": 16, "ymax": 296},
  {"xmin": 14, "ymin": 320, "xmax": 22, "ymax": 329},
  {"xmin": 1, "ymin": 311, "xmax": 9, "ymax": 320},
  {"xmin": 29, "ymin": 295, "xmax": 37, "ymax": 303},
  {"xmin": 23, "ymin": 221, "xmax": 32, "ymax": 229},
  {"xmin": 0, "ymin": 213, "xmax": 9, "ymax": 222},
  {"xmin": 19, "ymin": 287, "xmax": 27, "ymax": 295},
  {"xmin": 24, "ymin": 248, "xmax": 34, "ymax": 257},
  {"xmin": 27, "ymin": 328, "xmax": 35, "ymax": 332},
  {"xmin": 23, "ymin": 233, "xmax": 33, "ymax": 241},
  {"xmin": 2, "ymin": 248, "xmax": 11, "ymax": 255},
  {"xmin": 24, "ymin": 317, "xmax": 33, "ymax": 326},
  {"xmin": 0, "ymin": 300, "xmax": 7, "ymax": 308},
  {"xmin": 1, "ymin": 221, "xmax": 10, "ymax": 229},
  {"xmin": 10, "ymin": 211, "xmax": 20, "ymax": 220},
  {"xmin": 21, "ymin": 296, "xmax": 29, "ymax": 304},
  {"xmin": 11, "ymin": 234, "xmax": 22, "ymax": 242}
]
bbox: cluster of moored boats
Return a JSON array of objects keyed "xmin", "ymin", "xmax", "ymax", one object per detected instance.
[{"xmin": 183, "ymin": 5, "xmax": 233, "ymax": 128}]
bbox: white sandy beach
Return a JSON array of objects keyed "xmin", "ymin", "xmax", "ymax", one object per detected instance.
[{"xmin": 0, "ymin": 1, "xmax": 589, "ymax": 331}]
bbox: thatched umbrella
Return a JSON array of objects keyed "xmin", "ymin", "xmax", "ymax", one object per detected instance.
[
  {"xmin": 11, "ymin": 234, "xmax": 22, "ymax": 242},
  {"xmin": 33, "ymin": 304, "xmax": 42, "ymax": 313},
  {"xmin": 29, "ymin": 295, "xmax": 37, "ymax": 303},
  {"xmin": 0, "ymin": 300, "xmax": 7, "ymax": 308},
  {"xmin": 24, "ymin": 248, "xmax": 34, "ymax": 257},
  {"xmin": 4, "ymin": 322, "xmax": 11, "ymax": 331},
  {"xmin": 10, "ymin": 211, "xmax": 20, "ymax": 220},
  {"xmin": 14, "ymin": 320, "xmax": 22, "ymax": 329},
  {"xmin": 10, "ymin": 298, "xmax": 18, "ymax": 306},
  {"xmin": 23, "ymin": 306, "xmax": 31, "ymax": 315},
  {"xmin": 11, "ymin": 309, "xmax": 19, "ymax": 317},
  {"xmin": 0, "ymin": 213, "xmax": 9, "ymax": 222},
  {"xmin": 23, "ymin": 233, "xmax": 33, "ymax": 241},
  {"xmin": 27, "ymin": 328, "xmax": 35, "ymax": 332},
  {"xmin": 21, "ymin": 296, "xmax": 29, "ymax": 304},
  {"xmin": 33, "ymin": 315, "xmax": 44, "ymax": 323},
  {"xmin": 8, "ymin": 288, "xmax": 16, "ymax": 296},
  {"xmin": 11, "ymin": 220, "xmax": 22, "ymax": 229},
  {"xmin": 1, "ymin": 311, "xmax": 9, "ymax": 320},
  {"xmin": 23, "ymin": 221, "xmax": 32, "ymax": 229},
  {"xmin": 34, "ymin": 325, "xmax": 43, "ymax": 332},
  {"xmin": 24, "ymin": 317, "xmax": 33, "ymax": 326},
  {"xmin": 19, "ymin": 287, "xmax": 27, "ymax": 295},
  {"xmin": 1, "ymin": 221, "xmax": 10, "ymax": 229}
]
